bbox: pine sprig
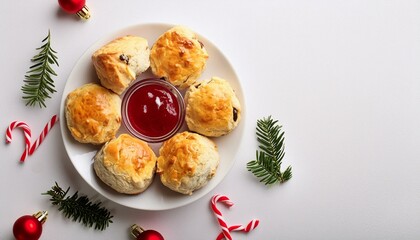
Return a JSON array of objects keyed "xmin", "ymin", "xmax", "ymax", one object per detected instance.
[
  {"xmin": 43, "ymin": 182, "xmax": 113, "ymax": 231},
  {"xmin": 247, "ymin": 116, "xmax": 292, "ymax": 185},
  {"xmin": 21, "ymin": 30, "xmax": 59, "ymax": 108}
]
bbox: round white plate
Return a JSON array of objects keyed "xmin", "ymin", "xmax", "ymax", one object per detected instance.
[{"xmin": 60, "ymin": 23, "xmax": 245, "ymax": 210}]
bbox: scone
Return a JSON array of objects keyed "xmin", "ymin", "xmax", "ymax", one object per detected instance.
[
  {"xmin": 150, "ymin": 26, "xmax": 208, "ymax": 89},
  {"xmin": 92, "ymin": 35, "xmax": 150, "ymax": 94},
  {"xmin": 65, "ymin": 83, "xmax": 121, "ymax": 144},
  {"xmin": 157, "ymin": 131, "xmax": 219, "ymax": 195},
  {"xmin": 185, "ymin": 77, "xmax": 241, "ymax": 137},
  {"xmin": 93, "ymin": 134, "xmax": 157, "ymax": 194}
]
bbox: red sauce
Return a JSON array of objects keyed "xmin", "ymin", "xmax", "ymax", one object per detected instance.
[{"xmin": 126, "ymin": 83, "xmax": 180, "ymax": 138}]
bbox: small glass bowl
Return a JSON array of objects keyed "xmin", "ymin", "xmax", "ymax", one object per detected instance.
[{"xmin": 121, "ymin": 78, "xmax": 185, "ymax": 143}]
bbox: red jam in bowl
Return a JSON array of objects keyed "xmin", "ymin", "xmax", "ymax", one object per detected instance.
[{"xmin": 122, "ymin": 78, "xmax": 185, "ymax": 143}]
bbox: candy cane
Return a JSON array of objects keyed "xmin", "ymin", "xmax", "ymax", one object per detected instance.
[
  {"xmin": 6, "ymin": 115, "xmax": 58, "ymax": 162},
  {"xmin": 211, "ymin": 194, "xmax": 234, "ymax": 240},
  {"xmin": 216, "ymin": 220, "xmax": 260, "ymax": 240},
  {"xmin": 6, "ymin": 121, "xmax": 32, "ymax": 162},
  {"xmin": 211, "ymin": 194, "xmax": 259, "ymax": 240},
  {"xmin": 29, "ymin": 115, "xmax": 59, "ymax": 155}
]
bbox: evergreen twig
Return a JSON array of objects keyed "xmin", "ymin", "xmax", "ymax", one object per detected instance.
[
  {"xmin": 21, "ymin": 30, "xmax": 59, "ymax": 108},
  {"xmin": 43, "ymin": 182, "xmax": 113, "ymax": 231},
  {"xmin": 247, "ymin": 116, "xmax": 293, "ymax": 185}
]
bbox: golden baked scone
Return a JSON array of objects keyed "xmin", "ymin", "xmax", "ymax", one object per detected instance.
[
  {"xmin": 65, "ymin": 83, "xmax": 121, "ymax": 144},
  {"xmin": 150, "ymin": 26, "xmax": 209, "ymax": 89},
  {"xmin": 93, "ymin": 134, "xmax": 157, "ymax": 194},
  {"xmin": 185, "ymin": 77, "xmax": 241, "ymax": 137},
  {"xmin": 157, "ymin": 131, "xmax": 219, "ymax": 195},
  {"xmin": 92, "ymin": 35, "xmax": 150, "ymax": 94}
]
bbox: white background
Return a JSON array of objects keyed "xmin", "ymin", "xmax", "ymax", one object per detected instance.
[{"xmin": 1, "ymin": 0, "xmax": 420, "ymax": 239}]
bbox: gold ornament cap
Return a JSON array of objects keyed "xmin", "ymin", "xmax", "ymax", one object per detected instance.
[
  {"xmin": 130, "ymin": 224, "xmax": 145, "ymax": 238},
  {"xmin": 77, "ymin": 5, "xmax": 91, "ymax": 20},
  {"xmin": 33, "ymin": 211, "xmax": 48, "ymax": 224}
]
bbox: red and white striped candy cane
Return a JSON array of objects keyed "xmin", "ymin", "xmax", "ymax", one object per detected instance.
[
  {"xmin": 29, "ymin": 115, "xmax": 58, "ymax": 155},
  {"xmin": 6, "ymin": 115, "xmax": 58, "ymax": 162},
  {"xmin": 211, "ymin": 194, "xmax": 234, "ymax": 240},
  {"xmin": 216, "ymin": 220, "xmax": 260, "ymax": 240},
  {"xmin": 211, "ymin": 194, "xmax": 260, "ymax": 240},
  {"xmin": 6, "ymin": 121, "xmax": 32, "ymax": 162}
]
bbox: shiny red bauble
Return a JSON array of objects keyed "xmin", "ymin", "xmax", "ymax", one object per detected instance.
[
  {"xmin": 13, "ymin": 215, "xmax": 43, "ymax": 240},
  {"xmin": 58, "ymin": 0, "xmax": 86, "ymax": 14},
  {"xmin": 136, "ymin": 229, "xmax": 165, "ymax": 240},
  {"xmin": 131, "ymin": 224, "xmax": 164, "ymax": 240}
]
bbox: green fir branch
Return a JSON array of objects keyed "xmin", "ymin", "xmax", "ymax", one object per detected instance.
[
  {"xmin": 21, "ymin": 30, "xmax": 59, "ymax": 108},
  {"xmin": 43, "ymin": 182, "xmax": 113, "ymax": 231},
  {"xmin": 247, "ymin": 116, "xmax": 292, "ymax": 185}
]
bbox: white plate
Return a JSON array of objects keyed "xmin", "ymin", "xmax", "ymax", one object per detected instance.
[{"xmin": 60, "ymin": 23, "xmax": 245, "ymax": 210}]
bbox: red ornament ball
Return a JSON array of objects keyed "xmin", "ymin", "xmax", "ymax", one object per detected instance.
[
  {"xmin": 136, "ymin": 230, "xmax": 164, "ymax": 240},
  {"xmin": 131, "ymin": 224, "xmax": 164, "ymax": 240},
  {"xmin": 13, "ymin": 215, "xmax": 43, "ymax": 240},
  {"xmin": 58, "ymin": 0, "xmax": 86, "ymax": 14}
]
